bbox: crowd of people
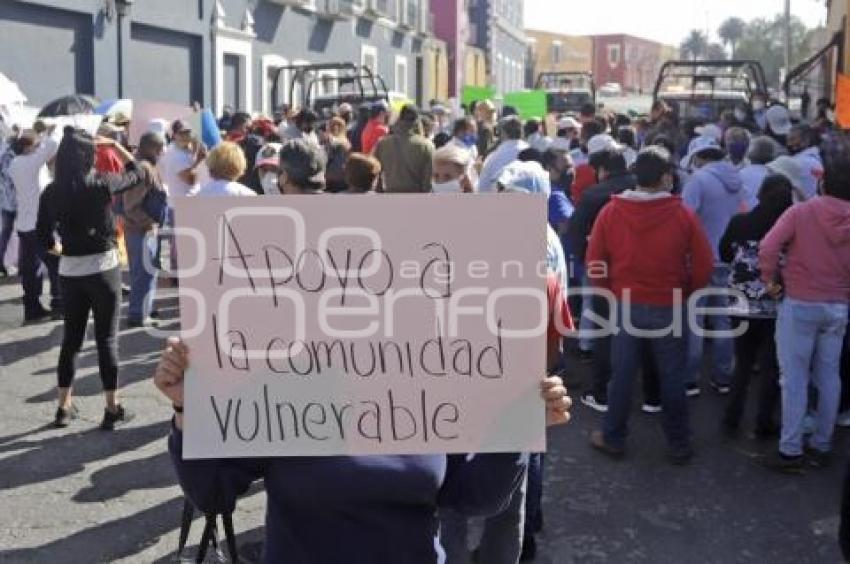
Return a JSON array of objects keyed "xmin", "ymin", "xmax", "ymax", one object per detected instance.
[{"xmin": 0, "ymin": 87, "xmax": 849, "ymax": 562}]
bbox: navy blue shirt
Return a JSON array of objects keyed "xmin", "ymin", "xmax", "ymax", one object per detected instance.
[{"xmin": 169, "ymin": 428, "xmax": 527, "ymax": 563}]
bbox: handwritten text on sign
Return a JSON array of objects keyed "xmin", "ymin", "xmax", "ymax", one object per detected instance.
[{"xmin": 174, "ymin": 194, "xmax": 547, "ymax": 458}]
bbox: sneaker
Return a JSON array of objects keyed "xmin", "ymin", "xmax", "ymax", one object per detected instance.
[
  {"xmin": 589, "ymin": 430, "xmax": 625, "ymax": 459},
  {"xmin": 686, "ymin": 384, "xmax": 701, "ymax": 398},
  {"xmin": 757, "ymin": 452, "xmax": 805, "ymax": 475},
  {"xmin": 836, "ymin": 411, "xmax": 850, "ymax": 428},
  {"xmin": 519, "ymin": 533, "xmax": 537, "ymax": 562},
  {"xmin": 127, "ymin": 317, "xmax": 157, "ymax": 328},
  {"xmin": 804, "ymin": 447, "xmax": 832, "ymax": 469},
  {"xmin": 580, "ymin": 393, "xmax": 608, "ymax": 413},
  {"xmin": 641, "ymin": 403, "xmax": 662, "ymax": 414},
  {"xmin": 708, "ymin": 379, "xmax": 731, "ymax": 395},
  {"xmin": 101, "ymin": 405, "xmax": 135, "ymax": 431},
  {"xmin": 54, "ymin": 405, "xmax": 79, "ymax": 428},
  {"xmin": 23, "ymin": 308, "xmax": 52, "ymax": 325}
]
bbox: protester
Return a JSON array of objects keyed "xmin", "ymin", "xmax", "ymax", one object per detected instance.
[
  {"xmin": 616, "ymin": 126, "xmax": 638, "ymax": 167},
  {"xmin": 278, "ymin": 139, "xmax": 327, "ymax": 195},
  {"xmin": 525, "ymin": 118, "xmax": 552, "ymax": 153},
  {"xmin": 431, "ymin": 143, "xmax": 474, "ymax": 194},
  {"xmin": 154, "ymin": 333, "xmax": 571, "ymax": 563},
  {"xmin": 719, "ymin": 174, "xmax": 794, "ymax": 438},
  {"xmin": 121, "ymin": 133, "xmax": 167, "ymax": 327},
  {"xmin": 682, "ymin": 146, "xmax": 744, "ymax": 396},
  {"xmin": 739, "ymin": 136, "xmax": 775, "ymax": 210},
  {"xmin": 323, "ymin": 117, "xmax": 351, "ymax": 193},
  {"xmin": 478, "ymin": 116, "xmax": 528, "ymax": 192},
  {"xmin": 255, "ymin": 143, "xmax": 283, "ymax": 195},
  {"xmin": 766, "ymin": 155, "xmax": 807, "ymax": 202},
  {"xmin": 373, "ymin": 105, "xmax": 434, "ymax": 193},
  {"xmin": 448, "ymin": 117, "xmax": 479, "ymax": 185},
  {"xmin": 344, "ymin": 153, "xmax": 381, "ymax": 194},
  {"xmin": 337, "ymin": 102, "xmax": 354, "ymax": 126},
  {"xmin": 571, "ymin": 133, "xmax": 620, "ymax": 204},
  {"xmin": 474, "ymin": 99, "xmax": 498, "ymax": 158},
  {"xmin": 224, "ymin": 112, "xmax": 251, "ymax": 144},
  {"xmin": 724, "ymin": 127, "xmax": 750, "ymax": 170},
  {"xmin": 36, "ymin": 127, "xmax": 145, "ymax": 429},
  {"xmin": 786, "ymin": 124, "xmax": 823, "ymax": 201},
  {"xmin": 764, "ymin": 105, "xmax": 792, "ymax": 147},
  {"xmin": 361, "ymin": 101, "xmax": 390, "ymax": 155},
  {"xmin": 190, "ymin": 142, "xmax": 256, "ymax": 197},
  {"xmin": 0, "ymin": 139, "xmax": 16, "ymax": 276},
  {"xmin": 587, "ymin": 146, "xmax": 714, "ymax": 463},
  {"xmin": 568, "ymin": 148, "xmax": 638, "ymax": 412},
  {"xmin": 9, "ymin": 127, "xmax": 61, "ymax": 322},
  {"xmin": 349, "ymin": 103, "xmax": 371, "ymax": 153},
  {"xmin": 758, "ymin": 133, "xmax": 850, "ymax": 474}
]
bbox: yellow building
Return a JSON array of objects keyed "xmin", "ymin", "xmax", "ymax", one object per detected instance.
[
  {"xmin": 465, "ymin": 47, "xmax": 488, "ymax": 88},
  {"xmin": 827, "ymin": 0, "xmax": 850, "ymax": 83},
  {"xmin": 526, "ymin": 30, "xmax": 593, "ymax": 78},
  {"xmin": 423, "ymin": 38, "xmax": 450, "ymax": 104}
]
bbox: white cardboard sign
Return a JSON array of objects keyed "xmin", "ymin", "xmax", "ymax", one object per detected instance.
[{"xmin": 174, "ymin": 194, "xmax": 548, "ymax": 458}]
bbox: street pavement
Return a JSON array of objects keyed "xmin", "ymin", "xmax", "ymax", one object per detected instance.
[{"xmin": 0, "ymin": 272, "xmax": 846, "ymax": 563}]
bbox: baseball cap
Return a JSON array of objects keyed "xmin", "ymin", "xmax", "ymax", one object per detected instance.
[
  {"xmin": 549, "ymin": 137, "xmax": 573, "ymax": 153},
  {"xmin": 766, "ymin": 105, "xmax": 792, "ymax": 136},
  {"xmin": 147, "ymin": 119, "xmax": 170, "ymax": 142},
  {"xmin": 111, "ymin": 111, "xmax": 131, "ymax": 126},
  {"xmin": 255, "ymin": 143, "xmax": 283, "ymax": 169},
  {"xmin": 694, "ymin": 123, "xmax": 723, "ymax": 142},
  {"xmin": 557, "ymin": 116, "xmax": 581, "ymax": 131},
  {"xmin": 587, "ymin": 134, "xmax": 622, "ymax": 156},
  {"xmin": 279, "ymin": 139, "xmax": 326, "ymax": 186},
  {"xmin": 767, "ymin": 156, "xmax": 805, "ymax": 189}
]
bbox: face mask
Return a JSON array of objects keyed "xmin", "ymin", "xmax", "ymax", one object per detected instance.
[
  {"xmin": 462, "ymin": 134, "xmax": 477, "ymax": 148},
  {"xmin": 261, "ymin": 172, "xmax": 280, "ymax": 195},
  {"xmin": 753, "ymin": 101, "xmax": 765, "ymax": 111},
  {"xmin": 734, "ymin": 110, "xmax": 747, "ymax": 122},
  {"xmin": 826, "ymin": 109, "xmax": 836, "ymax": 122},
  {"xmin": 432, "ymin": 179, "xmax": 463, "ymax": 194}
]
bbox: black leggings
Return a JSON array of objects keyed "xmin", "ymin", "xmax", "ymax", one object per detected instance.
[{"xmin": 58, "ymin": 268, "xmax": 121, "ymax": 391}]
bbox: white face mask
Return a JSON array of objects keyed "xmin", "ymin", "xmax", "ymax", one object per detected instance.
[
  {"xmin": 261, "ymin": 172, "xmax": 281, "ymax": 195},
  {"xmin": 432, "ymin": 179, "xmax": 463, "ymax": 194},
  {"xmin": 753, "ymin": 101, "xmax": 765, "ymax": 111},
  {"xmin": 826, "ymin": 109, "xmax": 836, "ymax": 122}
]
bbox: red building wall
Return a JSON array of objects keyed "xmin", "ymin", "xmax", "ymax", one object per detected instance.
[{"xmin": 592, "ymin": 34, "xmax": 668, "ymax": 94}]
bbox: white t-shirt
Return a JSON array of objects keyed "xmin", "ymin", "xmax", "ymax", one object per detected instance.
[
  {"xmin": 191, "ymin": 179, "xmax": 256, "ymax": 197},
  {"xmin": 159, "ymin": 144, "xmax": 209, "ymax": 200},
  {"xmin": 8, "ymin": 136, "xmax": 58, "ymax": 232}
]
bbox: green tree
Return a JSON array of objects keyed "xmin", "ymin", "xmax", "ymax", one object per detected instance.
[
  {"xmin": 718, "ymin": 17, "xmax": 746, "ymax": 58},
  {"xmin": 680, "ymin": 30, "xmax": 709, "ymax": 61},
  {"xmin": 735, "ymin": 14, "xmax": 812, "ymax": 87}
]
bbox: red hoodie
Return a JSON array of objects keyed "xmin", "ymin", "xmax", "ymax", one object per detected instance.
[{"xmin": 586, "ymin": 192, "xmax": 714, "ymax": 306}]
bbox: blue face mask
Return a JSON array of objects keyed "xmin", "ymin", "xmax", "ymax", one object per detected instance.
[{"xmin": 462, "ymin": 134, "xmax": 478, "ymax": 147}]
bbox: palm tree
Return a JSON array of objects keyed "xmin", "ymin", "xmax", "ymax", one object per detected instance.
[
  {"xmin": 719, "ymin": 17, "xmax": 747, "ymax": 59},
  {"xmin": 680, "ymin": 30, "xmax": 709, "ymax": 61},
  {"xmin": 706, "ymin": 43, "xmax": 728, "ymax": 61}
]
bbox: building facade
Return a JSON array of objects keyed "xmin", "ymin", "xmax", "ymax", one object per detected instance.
[
  {"xmin": 591, "ymin": 34, "xmax": 676, "ymax": 94},
  {"xmin": 468, "ymin": 0, "xmax": 527, "ymax": 93},
  {"xmin": 0, "ymin": 0, "xmax": 442, "ymax": 115},
  {"xmin": 526, "ymin": 30, "xmax": 593, "ymax": 84}
]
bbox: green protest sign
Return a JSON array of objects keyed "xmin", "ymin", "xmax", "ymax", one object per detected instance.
[
  {"xmin": 503, "ymin": 90, "xmax": 548, "ymax": 120},
  {"xmin": 462, "ymin": 86, "xmax": 496, "ymax": 107}
]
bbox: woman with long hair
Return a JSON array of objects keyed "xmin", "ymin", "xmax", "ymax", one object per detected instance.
[{"xmin": 36, "ymin": 127, "xmax": 149, "ymax": 429}]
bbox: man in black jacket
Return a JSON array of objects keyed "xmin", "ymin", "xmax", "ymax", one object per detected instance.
[{"xmin": 568, "ymin": 150, "xmax": 661, "ymax": 413}]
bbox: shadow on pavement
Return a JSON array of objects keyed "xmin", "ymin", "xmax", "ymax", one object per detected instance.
[
  {"xmin": 73, "ymin": 451, "xmax": 174, "ymax": 503},
  {"xmin": 0, "ymin": 421, "xmax": 169, "ymax": 491}
]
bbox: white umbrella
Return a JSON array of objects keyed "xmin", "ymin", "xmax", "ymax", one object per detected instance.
[{"xmin": 0, "ymin": 72, "xmax": 27, "ymax": 107}]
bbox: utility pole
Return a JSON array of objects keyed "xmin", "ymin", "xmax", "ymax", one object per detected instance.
[{"xmin": 784, "ymin": 0, "xmax": 792, "ymax": 81}]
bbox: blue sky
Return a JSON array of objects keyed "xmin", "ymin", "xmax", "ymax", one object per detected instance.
[{"xmin": 524, "ymin": 0, "xmax": 827, "ymax": 46}]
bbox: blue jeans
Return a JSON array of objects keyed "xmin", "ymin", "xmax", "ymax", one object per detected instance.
[
  {"xmin": 686, "ymin": 265, "xmax": 734, "ymax": 385},
  {"xmin": 776, "ymin": 298, "xmax": 849, "ymax": 456},
  {"xmin": 124, "ymin": 229, "xmax": 158, "ymax": 321},
  {"xmin": 604, "ymin": 303, "xmax": 690, "ymax": 452},
  {"xmin": 439, "ymin": 470, "xmax": 527, "ymax": 564}
]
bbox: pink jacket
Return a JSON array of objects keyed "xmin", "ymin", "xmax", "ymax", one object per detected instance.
[{"xmin": 759, "ymin": 196, "xmax": 850, "ymax": 303}]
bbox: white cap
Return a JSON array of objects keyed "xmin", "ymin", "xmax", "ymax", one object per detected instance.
[
  {"xmin": 587, "ymin": 134, "xmax": 622, "ymax": 156},
  {"xmin": 497, "ymin": 161, "xmax": 552, "ymax": 197},
  {"xmin": 433, "ymin": 143, "xmax": 472, "ymax": 168},
  {"xmin": 766, "ymin": 105, "xmax": 792, "ymax": 136},
  {"xmin": 694, "ymin": 123, "xmax": 723, "ymax": 142},
  {"xmin": 557, "ymin": 116, "xmax": 581, "ymax": 130},
  {"xmin": 146, "ymin": 119, "xmax": 170, "ymax": 143},
  {"xmin": 549, "ymin": 137, "xmax": 572, "ymax": 153},
  {"xmin": 767, "ymin": 156, "xmax": 805, "ymax": 189}
]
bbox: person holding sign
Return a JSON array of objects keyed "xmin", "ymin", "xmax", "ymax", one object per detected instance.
[{"xmin": 154, "ymin": 338, "xmax": 571, "ymax": 564}]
